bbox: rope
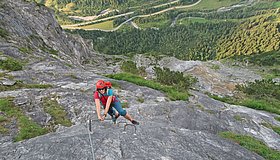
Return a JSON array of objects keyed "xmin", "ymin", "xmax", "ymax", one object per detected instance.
[
  {"xmin": 87, "ymin": 119, "xmax": 95, "ymax": 160},
  {"xmin": 83, "ymin": 97, "xmax": 95, "ymax": 160}
]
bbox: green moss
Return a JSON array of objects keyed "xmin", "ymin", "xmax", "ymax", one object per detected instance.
[
  {"xmin": 121, "ymin": 61, "xmax": 139, "ymax": 75},
  {"xmin": 15, "ymin": 116, "xmax": 48, "ymax": 141},
  {"xmin": 261, "ymin": 122, "xmax": 280, "ymax": 136},
  {"xmin": 0, "ymin": 115, "xmax": 7, "ymax": 122},
  {"xmin": 0, "ymin": 98, "xmax": 48, "ymax": 141},
  {"xmin": 66, "ymin": 74, "xmax": 79, "ymax": 79},
  {"xmin": 233, "ymin": 115, "xmax": 244, "ymax": 121},
  {"xmin": 121, "ymin": 102, "xmax": 129, "ymax": 108},
  {"xmin": 196, "ymin": 104, "xmax": 205, "ymax": 111},
  {"xmin": 19, "ymin": 47, "xmax": 33, "ymax": 54},
  {"xmin": 220, "ymin": 131, "xmax": 280, "ymax": 160},
  {"xmin": 137, "ymin": 97, "xmax": 144, "ymax": 103},
  {"xmin": 40, "ymin": 47, "xmax": 59, "ymax": 56},
  {"xmin": 0, "ymin": 126, "xmax": 8, "ymax": 134},
  {"xmin": 0, "ymin": 28, "xmax": 8, "ymax": 38},
  {"xmin": 210, "ymin": 64, "xmax": 220, "ymax": 70},
  {"xmin": 0, "ymin": 82, "xmax": 52, "ymax": 91},
  {"xmin": 43, "ymin": 97, "xmax": 72, "ymax": 128},
  {"xmin": 0, "ymin": 57, "xmax": 23, "ymax": 71},
  {"xmin": 109, "ymin": 81, "xmax": 121, "ymax": 89}
]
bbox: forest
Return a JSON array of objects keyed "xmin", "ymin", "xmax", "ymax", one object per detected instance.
[
  {"xmin": 33, "ymin": 0, "xmax": 279, "ymax": 61},
  {"xmin": 33, "ymin": 0, "xmax": 197, "ymax": 16},
  {"xmin": 68, "ymin": 10, "xmax": 279, "ymax": 60}
]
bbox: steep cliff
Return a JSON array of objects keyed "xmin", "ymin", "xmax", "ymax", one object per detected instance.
[{"xmin": 0, "ymin": 0, "xmax": 94, "ymax": 67}]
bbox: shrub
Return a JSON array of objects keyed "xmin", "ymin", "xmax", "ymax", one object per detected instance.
[
  {"xmin": 0, "ymin": 57, "xmax": 23, "ymax": 71},
  {"xmin": 154, "ymin": 67, "xmax": 197, "ymax": 90},
  {"xmin": 236, "ymin": 79, "xmax": 280, "ymax": 100},
  {"xmin": 107, "ymin": 72, "xmax": 189, "ymax": 101},
  {"xmin": 121, "ymin": 61, "xmax": 139, "ymax": 75}
]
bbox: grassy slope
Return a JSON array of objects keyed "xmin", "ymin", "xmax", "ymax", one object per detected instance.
[
  {"xmin": 79, "ymin": 20, "xmax": 114, "ymax": 30},
  {"xmin": 186, "ymin": 0, "xmax": 242, "ymax": 10}
]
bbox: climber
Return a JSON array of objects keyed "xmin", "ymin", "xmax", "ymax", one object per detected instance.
[{"xmin": 93, "ymin": 80, "xmax": 139, "ymax": 125}]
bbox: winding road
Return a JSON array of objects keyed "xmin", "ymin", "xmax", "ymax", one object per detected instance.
[
  {"xmin": 61, "ymin": 0, "xmax": 256, "ymax": 32},
  {"xmin": 61, "ymin": 0, "xmax": 202, "ymax": 31}
]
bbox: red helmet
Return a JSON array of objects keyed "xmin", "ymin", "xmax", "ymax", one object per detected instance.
[{"xmin": 96, "ymin": 80, "xmax": 106, "ymax": 90}]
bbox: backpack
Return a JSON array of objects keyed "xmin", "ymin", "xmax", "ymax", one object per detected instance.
[{"xmin": 105, "ymin": 81, "xmax": 112, "ymax": 88}]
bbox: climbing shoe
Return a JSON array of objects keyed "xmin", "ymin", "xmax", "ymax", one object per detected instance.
[{"xmin": 131, "ymin": 120, "xmax": 139, "ymax": 125}]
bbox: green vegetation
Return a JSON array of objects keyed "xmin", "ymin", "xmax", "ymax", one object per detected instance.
[
  {"xmin": 217, "ymin": 14, "xmax": 279, "ymax": 59},
  {"xmin": 110, "ymin": 81, "xmax": 121, "ymax": 89},
  {"xmin": 40, "ymin": 46, "xmax": 59, "ymax": 56},
  {"xmin": 43, "ymin": 0, "xmax": 196, "ymax": 17},
  {"xmin": 107, "ymin": 72, "xmax": 189, "ymax": 101},
  {"xmin": 275, "ymin": 117, "xmax": 280, "ymax": 122},
  {"xmin": 220, "ymin": 131, "xmax": 280, "ymax": 160},
  {"xmin": 154, "ymin": 67, "xmax": 197, "ymax": 90},
  {"xmin": 0, "ymin": 28, "xmax": 8, "ymax": 38},
  {"xmin": 137, "ymin": 97, "xmax": 144, "ymax": 103},
  {"xmin": 0, "ymin": 57, "xmax": 23, "ymax": 71},
  {"xmin": 70, "ymin": 21, "xmax": 236, "ymax": 60},
  {"xmin": 233, "ymin": 115, "xmax": 245, "ymax": 122},
  {"xmin": 0, "ymin": 115, "xmax": 9, "ymax": 134},
  {"xmin": 0, "ymin": 126, "xmax": 9, "ymax": 134},
  {"xmin": 116, "ymin": 60, "xmax": 196, "ymax": 100},
  {"xmin": 0, "ymin": 98, "xmax": 48, "ymax": 141},
  {"xmin": 121, "ymin": 60, "xmax": 139, "ymax": 75},
  {"xmin": 63, "ymin": 0, "xmax": 279, "ymax": 61},
  {"xmin": 240, "ymin": 99, "xmax": 280, "ymax": 115},
  {"xmin": 43, "ymin": 97, "xmax": 72, "ymax": 130},
  {"xmin": 121, "ymin": 102, "xmax": 129, "ymax": 108},
  {"xmin": 232, "ymin": 50, "xmax": 280, "ymax": 66},
  {"xmin": 19, "ymin": 47, "xmax": 33, "ymax": 54},
  {"xmin": 191, "ymin": 0, "xmax": 241, "ymax": 10},
  {"xmin": 209, "ymin": 79, "xmax": 280, "ymax": 115},
  {"xmin": 0, "ymin": 115, "xmax": 7, "ymax": 122},
  {"xmin": 261, "ymin": 122, "xmax": 280, "ymax": 136},
  {"xmin": 135, "ymin": 15, "xmax": 171, "ymax": 29},
  {"xmin": 236, "ymin": 79, "xmax": 280, "ymax": 109},
  {"xmin": 0, "ymin": 81, "xmax": 52, "ymax": 91},
  {"xmin": 69, "ymin": 10, "xmax": 277, "ymax": 61},
  {"xmin": 210, "ymin": 64, "xmax": 220, "ymax": 70},
  {"xmin": 230, "ymin": 50, "xmax": 280, "ymax": 79},
  {"xmin": 207, "ymin": 93, "xmax": 235, "ymax": 103}
]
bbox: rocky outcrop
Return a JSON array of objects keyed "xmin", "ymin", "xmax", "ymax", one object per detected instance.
[
  {"xmin": 134, "ymin": 55, "xmax": 262, "ymax": 96},
  {"xmin": 0, "ymin": 100, "xmax": 268, "ymax": 160},
  {"xmin": 0, "ymin": 0, "xmax": 94, "ymax": 67}
]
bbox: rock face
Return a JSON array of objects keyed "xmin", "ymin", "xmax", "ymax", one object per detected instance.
[
  {"xmin": 134, "ymin": 55, "xmax": 262, "ymax": 96},
  {"xmin": 0, "ymin": 0, "xmax": 96, "ymax": 67},
  {"xmin": 0, "ymin": 0, "xmax": 279, "ymax": 160}
]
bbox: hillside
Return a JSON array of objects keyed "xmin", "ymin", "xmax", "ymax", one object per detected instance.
[
  {"xmin": 54, "ymin": 0, "xmax": 280, "ymax": 61},
  {"xmin": 0, "ymin": 0, "xmax": 280, "ymax": 160}
]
